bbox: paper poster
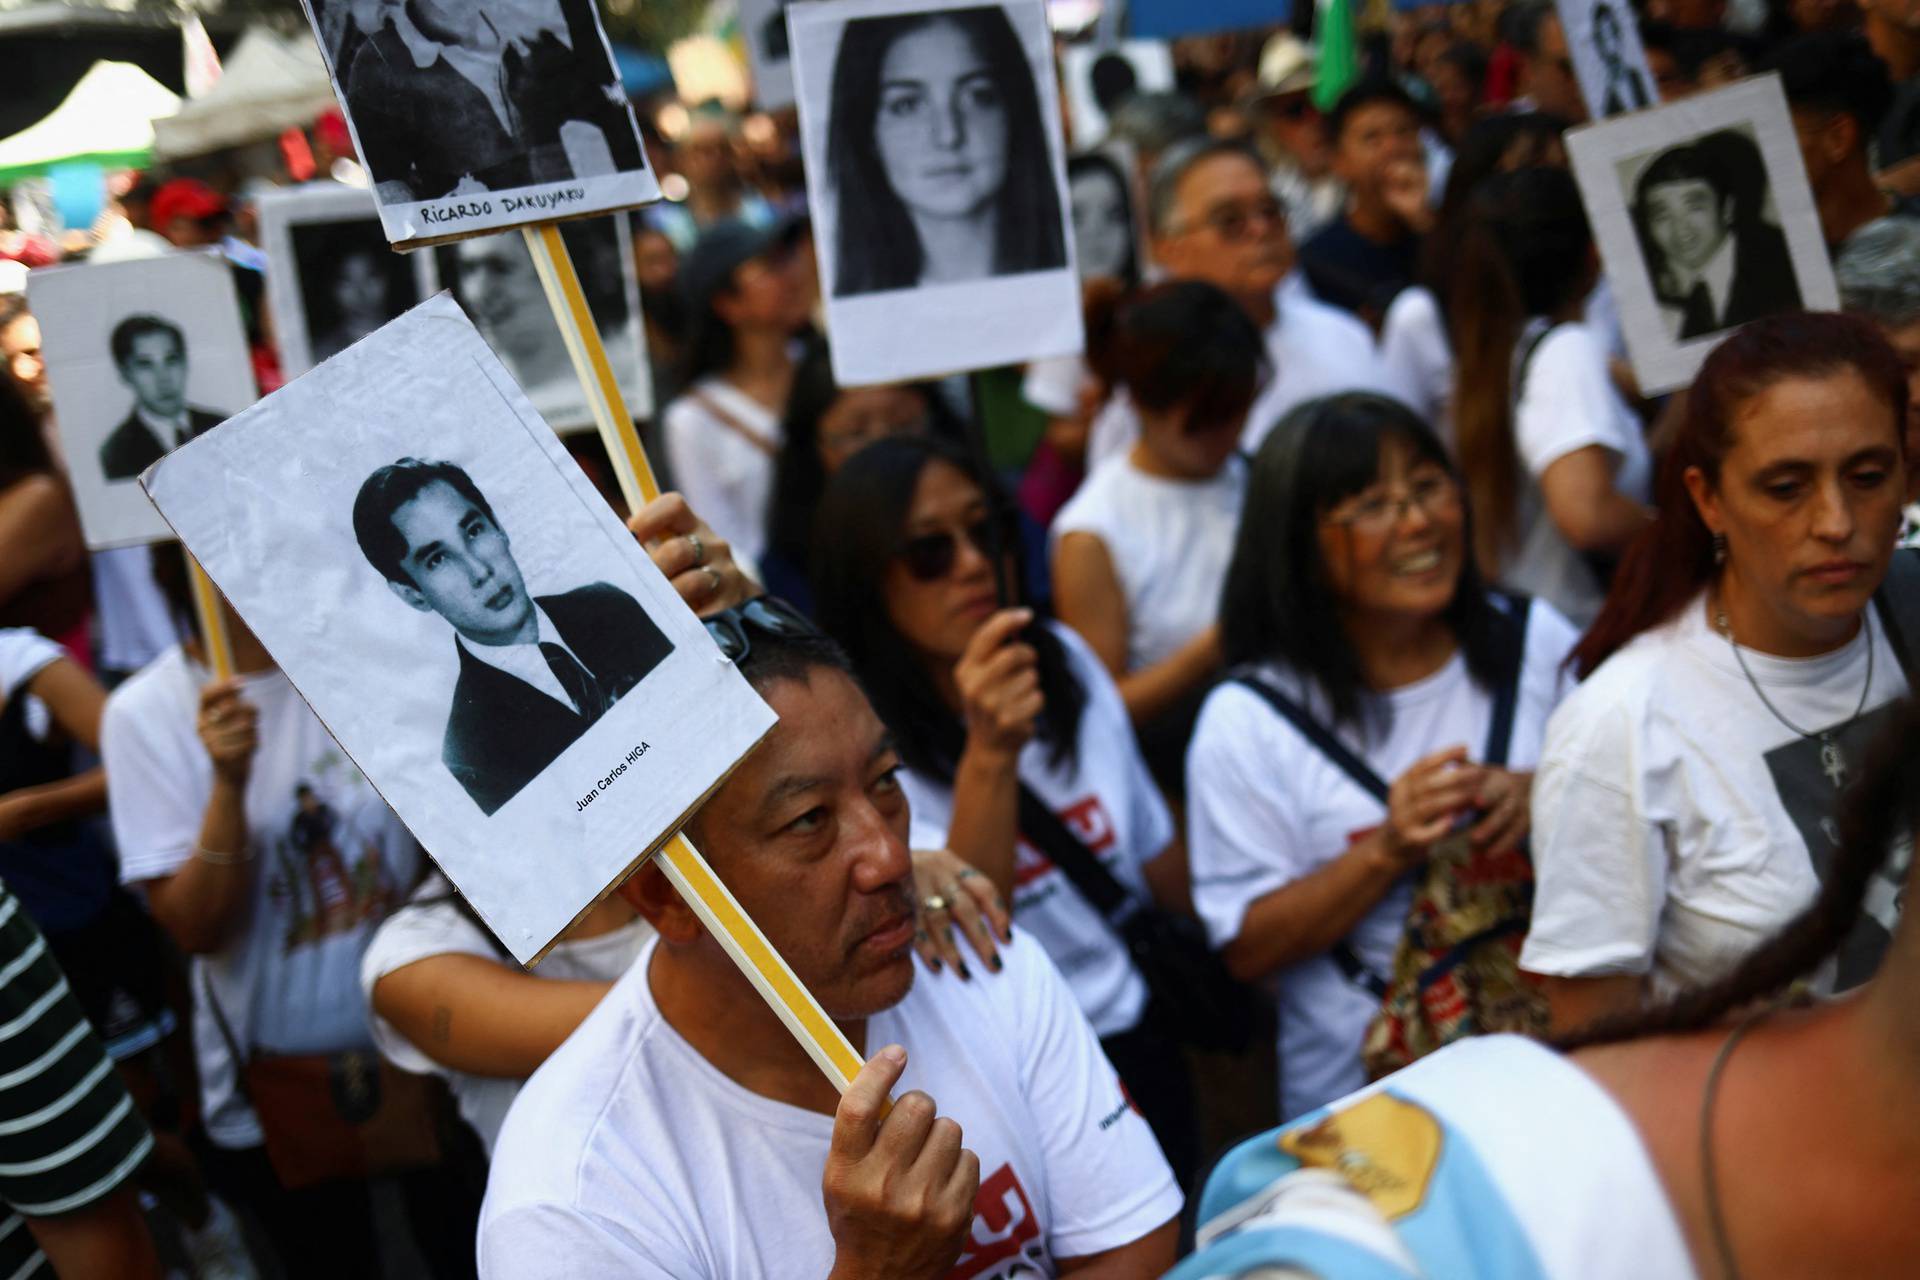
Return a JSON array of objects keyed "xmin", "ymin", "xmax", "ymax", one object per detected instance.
[
  {"xmin": 29, "ymin": 252, "xmax": 253, "ymax": 549},
  {"xmin": 143, "ymin": 295, "xmax": 777, "ymax": 963},
  {"xmin": 1568, "ymin": 76, "xmax": 1836, "ymax": 395},
  {"xmin": 789, "ymin": 0, "xmax": 1084, "ymax": 384},
  {"xmin": 1060, "ymin": 41, "xmax": 1175, "ymax": 146},
  {"xmin": 1067, "ymin": 146, "xmax": 1144, "ymax": 287},
  {"xmin": 425, "ymin": 213, "xmax": 653, "ymax": 431},
  {"xmin": 259, "ymin": 184, "xmax": 436, "ymax": 379},
  {"xmin": 740, "ymin": 0, "xmax": 800, "ymax": 110},
  {"xmin": 298, "ymin": 0, "xmax": 663, "ymax": 247},
  {"xmin": 1556, "ymin": 0, "xmax": 1658, "ymax": 120}
]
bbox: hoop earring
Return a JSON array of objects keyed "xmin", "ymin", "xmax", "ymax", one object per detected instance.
[{"xmin": 1713, "ymin": 532, "xmax": 1728, "ymax": 565}]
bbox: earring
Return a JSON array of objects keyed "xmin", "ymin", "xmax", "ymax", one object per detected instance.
[{"xmin": 1712, "ymin": 532, "xmax": 1727, "ymax": 565}]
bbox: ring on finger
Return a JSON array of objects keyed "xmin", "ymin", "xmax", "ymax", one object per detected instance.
[
  {"xmin": 686, "ymin": 532, "xmax": 706, "ymax": 568},
  {"xmin": 956, "ymin": 868, "xmax": 983, "ymax": 880},
  {"xmin": 702, "ymin": 565, "xmax": 723, "ymax": 595},
  {"xmin": 922, "ymin": 893, "xmax": 949, "ymax": 913}
]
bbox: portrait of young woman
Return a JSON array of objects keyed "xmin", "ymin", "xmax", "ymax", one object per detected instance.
[{"xmin": 824, "ymin": 2, "xmax": 1069, "ymax": 296}]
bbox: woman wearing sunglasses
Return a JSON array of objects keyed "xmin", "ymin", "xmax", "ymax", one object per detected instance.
[
  {"xmin": 1188, "ymin": 393, "xmax": 1580, "ymax": 1120},
  {"xmin": 1052, "ymin": 280, "xmax": 1266, "ymax": 797},
  {"xmin": 811, "ymin": 435, "xmax": 1199, "ymax": 1183}
]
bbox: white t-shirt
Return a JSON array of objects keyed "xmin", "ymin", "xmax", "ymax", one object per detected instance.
[
  {"xmin": 1051, "ymin": 454, "xmax": 1245, "ymax": 671},
  {"xmin": 478, "ymin": 931, "xmax": 1182, "ymax": 1279},
  {"xmin": 0, "ymin": 628, "xmax": 61, "ymax": 740},
  {"xmin": 1379, "ymin": 285, "xmax": 1453, "ymax": 445},
  {"xmin": 1084, "ymin": 292, "xmax": 1412, "ymax": 470},
  {"xmin": 661, "ymin": 377, "xmax": 783, "ymax": 567},
  {"xmin": 900, "ymin": 625, "xmax": 1171, "ymax": 1038},
  {"xmin": 359, "ymin": 874, "xmax": 653, "ymax": 1153},
  {"xmin": 1174, "ymin": 1036, "xmax": 1694, "ymax": 1280},
  {"xmin": 1187, "ymin": 599, "xmax": 1580, "ymax": 1119},
  {"xmin": 1524, "ymin": 594, "xmax": 1911, "ymax": 999},
  {"xmin": 103, "ymin": 647, "xmax": 422, "ymax": 1148},
  {"xmin": 1506, "ymin": 322, "xmax": 1652, "ymax": 627},
  {"xmin": 90, "ymin": 545, "xmax": 180, "ymax": 674}
]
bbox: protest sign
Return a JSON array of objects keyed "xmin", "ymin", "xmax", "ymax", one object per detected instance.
[
  {"xmin": 259, "ymin": 184, "xmax": 434, "ymax": 379},
  {"xmin": 1568, "ymin": 75, "xmax": 1837, "ymax": 395},
  {"xmin": 29, "ymin": 252, "xmax": 252, "ymax": 549},
  {"xmin": 298, "ymin": 0, "xmax": 663, "ymax": 247},
  {"xmin": 789, "ymin": 0, "xmax": 1083, "ymax": 384},
  {"xmin": 740, "ymin": 0, "xmax": 800, "ymax": 109},
  {"xmin": 1068, "ymin": 147, "xmax": 1145, "ymax": 287},
  {"xmin": 1060, "ymin": 41, "xmax": 1175, "ymax": 146},
  {"xmin": 143, "ymin": 295, "xmax": 777, "ymax": 964},
  {"xmin": 428, "ymin": 214, "xmax": 652, "ymax": 431},
  {"xmin": 1556, "ymin": 0, "xmax": 1658, "ymax": 120},
  {"xmin": 1127, "ymin": 0, "xmax": 1283, "ymax": 40}
]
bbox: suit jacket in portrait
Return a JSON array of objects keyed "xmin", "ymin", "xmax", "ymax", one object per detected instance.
[
  {"xmin": 1666, "ymin": 222, "xmax": 1802, "ymax": 341},
  {"xmin": 346, "ymin": 0, "xmax": 641, "ymax": 201},
  {"xmin": 98, "ymin": 407, "xmax": 226, "ymax": 482},
  {"xmin": 442, "ymin": 582, "xmax": 672, "ymax": 816}
]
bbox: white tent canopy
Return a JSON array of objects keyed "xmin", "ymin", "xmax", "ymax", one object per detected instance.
[
  {"xmin": 0, "ymin": 60, "xmax": 180, "ymax": 183},
  {"xmin": 152, "ymin": 27, "xmax": 336, "ymax": 161}
]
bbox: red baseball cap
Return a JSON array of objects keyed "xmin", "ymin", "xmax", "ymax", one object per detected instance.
[{"xmin": 150, "ymin": 179, "xmax": 229, "ymax": 227}]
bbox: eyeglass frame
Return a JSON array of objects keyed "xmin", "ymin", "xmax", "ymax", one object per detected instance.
[
  {"xmin": 702, "ymin": 595, "xmax": 823, "ymax": 664},
  {"xmin": 1163, "ymin": 194, "xmax": 1289, "ymax": 243},
  {"xmin": 1323, "ymin": 470, "xmax": 1462, "ymax": 536}
]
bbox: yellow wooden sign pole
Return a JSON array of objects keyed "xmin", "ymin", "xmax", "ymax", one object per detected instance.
[
  {"xmin": 522, "ymin": 224, "xmax": 866, "ymax": 1093},
  {"xmin": 187, "ymin": 554, "xmax": 236, "ymax": 679}
]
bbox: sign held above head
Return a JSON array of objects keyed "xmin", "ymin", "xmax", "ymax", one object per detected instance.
[
  {"xmin": 297, "ymin": 0, "xmax": 663, "ymax": 248},
  {"xmin": 1556, "ymin": 0, "xmax": 1660, "ymax": 121}
]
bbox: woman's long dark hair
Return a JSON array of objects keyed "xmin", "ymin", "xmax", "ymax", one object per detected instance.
[
  {"xmin": 1219, "ymin": 393, "xmax": 1513, "ymax": 733},
  {"xmin": 1572, "ymin": 312, "xmax": 1908, "ymax": 676},
  {"xmin": 763, "ymin": 341, "xmax": 958, "ymax": 581},
  {"xmin": 810, "ymin": 435, "xmax": 1085, "ymax": 776},
  {"xmin": 1447, "ymin": 165, "xmax": 1595, "ymax": 576},
  {"xmin": 0, "ymin": 369, "xmax": 53, "ymax": 489},
  {"xmin": 1418, "ymin": 111, "xmax": 1568, "ymax": 315},
  {"xmin": 1560, "ymin": 696, "xmax": 1920, "ymax": 1050},
  {"xmin": 1065, "ymin": 151, "xmax": 1139, "ymax": 288},
  {"xmin": 829, "ymin": 6, "xmax": 1066, "ymax": 296}
]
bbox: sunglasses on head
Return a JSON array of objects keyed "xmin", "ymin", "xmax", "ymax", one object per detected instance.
[
  {"xmin": 703, "ymin": 595, "xmax": 821, "ymax": 664},
  {"xmin": 897, "ymin": 510, "xmax": 1021, "ymax": 583}
]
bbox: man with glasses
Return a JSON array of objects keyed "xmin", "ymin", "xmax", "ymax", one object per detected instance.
[
  {"xmin": 479, "ymin": 604, "xmax": 1181, "ymax": 1278},
  {"xmin": 1297, "ymin": 81, "xmax": 1433, "ymax": 332},
  {"xmin": 1250, "ymin": 34, "xmax": 1344, "ymax": 242},
  {"xmin": 1082, "ymin": 136, "xmax": 1406, "ymax": 466}
]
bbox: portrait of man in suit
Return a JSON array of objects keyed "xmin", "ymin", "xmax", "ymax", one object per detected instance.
[
  {"xmin": 99, "ymin": 315, "xmax": 226, "ymax": 482},
  {"xmin": 335, "ymin": 0, "xmax": 645, "ymax": 203},
  {"xmin": 351, "ymin": 457, "xmax": 672, "ymax": 815},
  {"xmin": 1630, "ymin": 129, "xmax": 1803, "ymax": 341},
  {"xmin": 1592, "ymin": 4, "xmax": 1651, "ymax": 116}
]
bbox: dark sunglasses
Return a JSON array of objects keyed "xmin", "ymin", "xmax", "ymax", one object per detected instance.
[
  {"xmin": 897, "ymin": 510, "xmax": 1021, "ymax": 583},
  {"xmin": 703, "ymin": 596, "xmax": 821, "ymax": 664}
]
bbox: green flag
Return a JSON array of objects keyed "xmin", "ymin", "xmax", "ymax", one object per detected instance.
[{"xmin": 1312, "ymin": 0, "xmax": 1358, "ymax": 113}]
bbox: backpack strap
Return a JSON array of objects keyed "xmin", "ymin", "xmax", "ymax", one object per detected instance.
[
  {"xmin": 1229, "ymin": 670, "xmax": 1390, "ymax": 996},
  {"xmin": 1481, "ymin": 593, "xmax": 1534, "ymax": 769},
  {"xmin": 690, "ymin": 389, "xmax": 779, "ymax": 457},
  {"xmin": 1872, "ymin": 546, "xmax": 1920, "ymax": 688}
]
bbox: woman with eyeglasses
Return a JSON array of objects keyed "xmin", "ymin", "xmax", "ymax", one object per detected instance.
[
  {"xmin": 760, "ymin": 341, "xmax": 956, "ymax": 613},
  {"xmin": 1449, "ymin": 166, "xmax": 1653, "ymax": 626},
  {"xmin": 1051, "ymin": 281, "xmax": 1266, "ymax": 795},
  {"xmin": 827, "ymin": 5, "xmax": 1066, "ymax": 296},
  {"xmin": 810, "ymin": 435, "xmax": 1200, "ymax": 1183},
  {"xmin": 1523, "ymin": 313, "xmax": 1917, "ymax": 1039},
  {"xmin": 1188, "ymin": 393, "xmax": 1579, "ymax": 1119}
]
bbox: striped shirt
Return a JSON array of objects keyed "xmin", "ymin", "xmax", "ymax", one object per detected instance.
[{"xmin": 0, "ymin": 878, "xmax": 153, "ymax": 1280}]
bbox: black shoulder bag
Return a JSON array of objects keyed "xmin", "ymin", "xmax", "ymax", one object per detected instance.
[{"xmin": 1014, "ymin": 786, "xmax": 1259, "ymax": 1054}]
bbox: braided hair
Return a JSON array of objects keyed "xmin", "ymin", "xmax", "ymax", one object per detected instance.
[{"xmin": 1559, "ymin": 698, "xmax": 1920, "ymax": 1050}]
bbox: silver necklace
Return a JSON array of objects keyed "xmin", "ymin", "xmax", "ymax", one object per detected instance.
[{"xmin": 1713, "ymin": 601, "xmax": 1873, "ymax": 789}]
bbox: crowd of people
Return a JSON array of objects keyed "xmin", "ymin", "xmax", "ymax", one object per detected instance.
[{"xmin": 3, "ymin": 0, "xmax": 1920, "ymax": 1274}]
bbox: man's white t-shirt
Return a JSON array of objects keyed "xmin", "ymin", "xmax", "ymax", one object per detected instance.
[
  {"xmin": 1379, "ymin": 285, "xmax": 1453, "ymax": 444},
  {"xmin": 1188, "ymin": 599, "xmax": 1579, "ymax": 1118},
  {"xmin": 661, "ymin": 377, "xmax": 783, "ymax": 566},
  {"xmin": 1051, "ymin": 454, "xmax": 1245, "ymax": 671},
  {"xmin": 478, "ymin": 931, "xmax": 1182, "ymax": 1279},
  {"xmin": 1084, "ymin": 292, "xmax": 1412, "ymax": 470},
  {"xmin": 1524, "ymin": 594, "xmax": 1911, "ymax": 998},
  {"xmin": 360, "ymin": 874, "xmax": 652, "ymax": 1153},
  {"xmin": 899, "ymin": 625, "xmax": 1171, "ymax": 1039},
  {"xmin": 103, "ymin": 647, "xmax": 422, "ymax": 1147},
  {"xmin": 1506, "ymin": 322, "xmax": 1652, "ymax": 627}
]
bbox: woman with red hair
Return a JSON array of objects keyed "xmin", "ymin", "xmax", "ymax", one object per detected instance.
[{"xmin": 1522, "ymin": 312, "xmax": 1920, "ymax": 1036}]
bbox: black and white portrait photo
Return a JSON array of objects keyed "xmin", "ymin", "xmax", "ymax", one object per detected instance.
[
  {"xmin": 1568, "ymin": 76, "xmax": 1837, "ymax": 394},
  {"xmin": 141, "ymin": 294, "xmax": 776, "ymax": 964},
  {"xmin": 298, "ymin": 0, "xmax": 662, "ymax": 246},
  {"xmin": 1067, "ymin": 149, "xmax": 1141, "ymax": 286},
  {"xmin": 427, "ymin": 213, "xmax": 652, "ymax": 430},
  {"xmin": 260, "ymin": 185, "xmax": 433, "ymax": 378},
  {"xmin": 1558, "ymin": 0, "xmax": 1657, "ymax": 120},
  {"xmin": 1060, "ymin": 40, "xmax": 1176, "ymax": 146},
  {"xmin": 739, "ymin": 0, "xmax": 799, "ymax": 108},
  {"xmin": 28, "ymin": 252, "xmax": 254, "ymax": 548},
  {"xmin": 790, "ymin": 0, "xmax": 1083, "ymax": 383},
  {"xmin": 351, "ymin": 457, "xmax": 671, "ymax": 815}
]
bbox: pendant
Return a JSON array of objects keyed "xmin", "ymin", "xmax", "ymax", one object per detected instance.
[{"xmin": 1820, "ymin": 734, "xmax": 1848, "ymax": 789}]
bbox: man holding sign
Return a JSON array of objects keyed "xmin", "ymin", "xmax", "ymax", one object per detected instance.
[{"xmin": 478, "ymin": 620, "xmax": 1180, "ymax": 1278}]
